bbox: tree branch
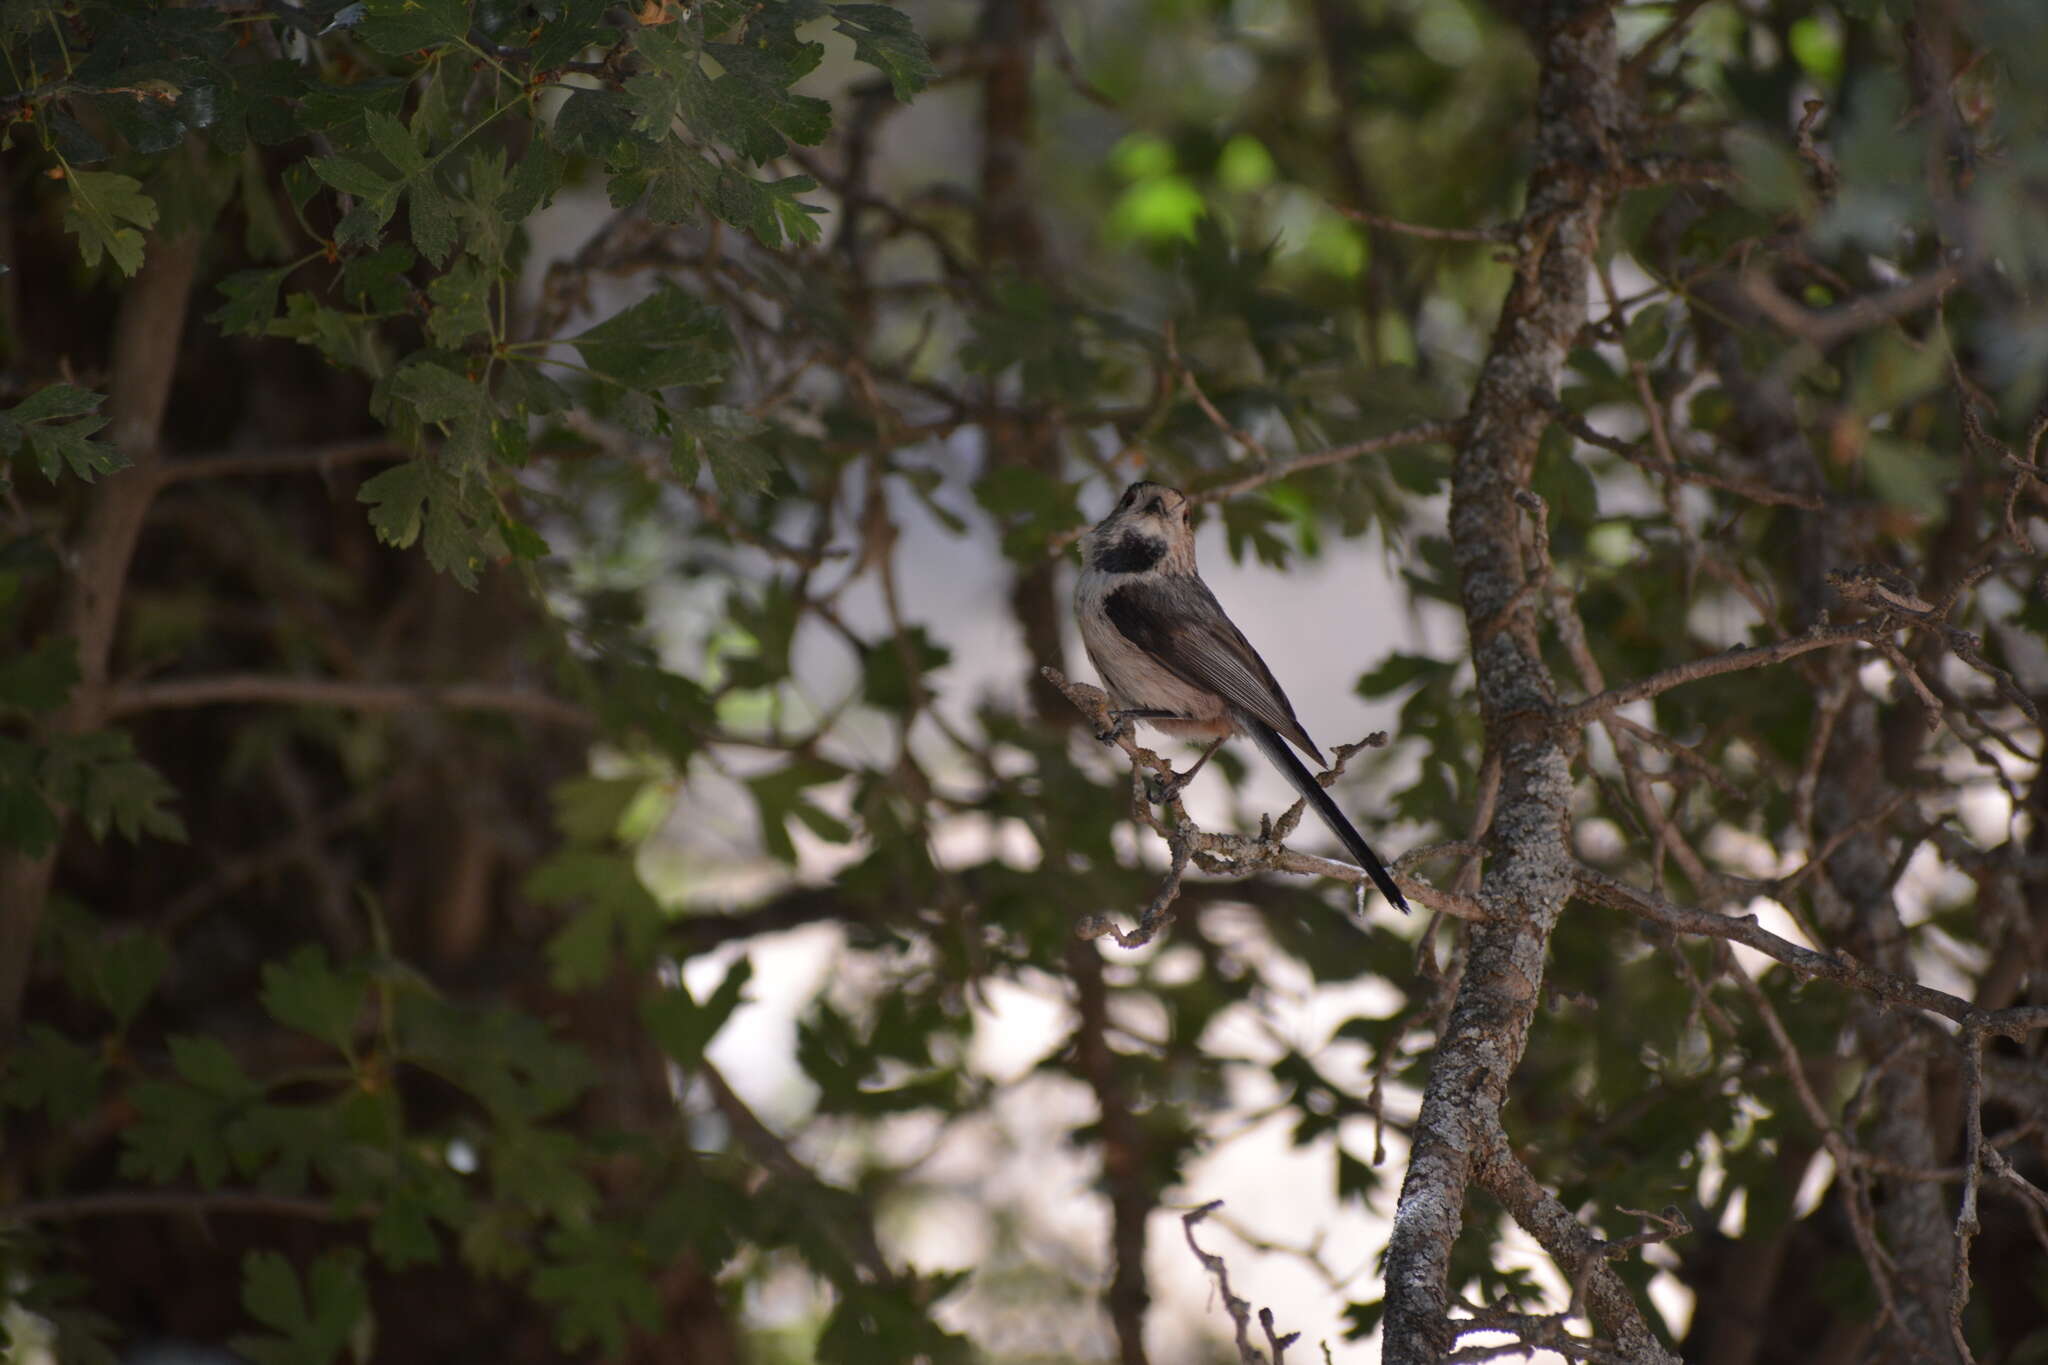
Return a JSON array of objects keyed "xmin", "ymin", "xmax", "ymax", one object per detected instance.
[
  {"xmin": 106, "ymin": 674, "xmax": 595, "ymax": 730},
  {"xmin": 1182, "ymin": 1201, "xmax": 1300, "ymax": 1365},
  {"xmin": 1190, "ymin": 419, "xmax": 1466, "ymax": 505},
  {"xmin": 1555, "ymin": 622, "xmax": 1886, "ymax": 730},
  {"xmin": 0, "ymin": 232, "xmax": 203, "ymax": 1039},
  {"xmin": 1381, "ymin": 3, "xmax": 1625, "ymax": 1359},
  {"xmin": 1574, "ymin": 866, "xmax": 2048, "ymax": 1037}
]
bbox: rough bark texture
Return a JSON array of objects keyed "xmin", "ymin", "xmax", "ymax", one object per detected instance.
[{"xmin": 1379, "ymin": 4, "xmax": 1646, "ymax": 1360}]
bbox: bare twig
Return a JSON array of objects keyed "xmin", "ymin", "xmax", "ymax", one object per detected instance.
[
  {"xmin": 1333, "ymin": 203, "xmax": 1513, "ymax": 244},
  {"xmin": 1575, "ymin": 866, "xmax": 2048, "ymax": 1037},
  {"xmin": 1182, "ymin": 1201, "xmax": 1297, "ymax": 1365},
  {"xmin": 108, "ymin": 675, "xmax": 595, "ymax": 731},
  {"xmin": 1557, "ymin": 622, "xmax": 1888, "ymax": 729},
  {"xmin": 1741, "ymin": 261, "xmax": 1962, "ymax": 351},
  {"xmin": 1190, "ymin": 419, "xmax": 1466, "ymax": 506}
]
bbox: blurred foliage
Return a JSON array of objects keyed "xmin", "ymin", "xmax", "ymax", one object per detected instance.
[{"xmin": 3, "ymin": 0, "xmax": 2048, "ymax": 1361}]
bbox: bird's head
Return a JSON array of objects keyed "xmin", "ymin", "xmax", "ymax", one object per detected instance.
[{"xmin": 1082, "ymin": 481, "xmax": 1197, "ymax": 576}]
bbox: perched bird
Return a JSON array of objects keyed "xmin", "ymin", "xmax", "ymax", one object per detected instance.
[{"xmin": 1073, "ymin": 480, "xmax": 1409, "ymax": 912}]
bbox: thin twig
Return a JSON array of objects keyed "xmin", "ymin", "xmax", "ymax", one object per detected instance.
[
  {"xmin": 1334, "ymin": 203, "xmax": 1513, "ymax": 244},
  {"xmin": 108, "ymin": 675, "xmax": 595, "ymax": 730},
  {"xmin": 1182, "ymin": 1201, "xmax": 1293, "ymax": 1365},
  {"xmin": 1557, "ymin": 622, "xmax": 1888, "ymax": 729}
]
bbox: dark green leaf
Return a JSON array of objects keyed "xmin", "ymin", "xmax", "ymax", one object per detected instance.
[
  {"xmin": 554, "ymin": 87, "xmax": 640, "ymax": 159},
  {"xmin": 211, "ymin": 267, "xmax": 293, "ymax": 335},
  {"xmin": 526, "ymin": 850, "xmax": 665, "ymax": 989},
  {"xmin": 531, "ymin": 1223, "xmax": 661, "ymax": 1355},
  {"xmin": 831, "ymin": 4, "xmax": 936, "ymax": 100},
  {"xmin": 426, "ymin": 259, "xmax": 492, "ymax": 347},
  {"xmin": 0, "ymin": 635, "xmax": 78, "ymax": 714},
  {"xmin": 639, "ymin": 957, "xmax": 750, "ymax": 1069},
  {"xmin": 0, "ymin": 736, "xmax": 60, "ymax": 856},
  {"xmin": 571, "ymin": 283, "xmax": 732, "ymax": 389},
  {"xmin": 260, "ymin": 945, "xmax": 367, "ymax": 1051},
  {"xmin": 2, "ymin": 1025, "xmax": 105, "ymax": 1125},
  {"xmin": 357, "ymin": 0, "xmax": 470, "ymax": 54},
  {"xmin": 40, "ymin": 730, "xmax": 186, "ymax": 844},
  {"xmin": 337, "ymin": 243, "xmax": 417, "ymax": 313}
]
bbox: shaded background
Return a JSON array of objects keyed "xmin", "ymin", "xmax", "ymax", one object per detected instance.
[{"xmin": 5, "ymin": 0, "xmax": 2048, "ymax": 1362}]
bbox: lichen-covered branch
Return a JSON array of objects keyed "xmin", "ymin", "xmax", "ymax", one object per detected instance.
[{"xmin": 1379, "ymin": 2, "xmax": 1627, "ymax": 1359}]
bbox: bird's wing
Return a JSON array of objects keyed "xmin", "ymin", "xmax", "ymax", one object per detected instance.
[{"xmin": 1102, "ymin": 577, "xmax": 1323, "ymax": 762}]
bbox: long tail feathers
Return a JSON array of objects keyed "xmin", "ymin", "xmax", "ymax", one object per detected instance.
[{"xmin": 1241, "ymin": 717, "xmax": 1410, "ymax": 914}]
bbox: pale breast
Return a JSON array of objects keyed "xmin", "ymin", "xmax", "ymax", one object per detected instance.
[{"xmin": 1074, "ymin": 570, "xmax": 1232, "ymax": 732}]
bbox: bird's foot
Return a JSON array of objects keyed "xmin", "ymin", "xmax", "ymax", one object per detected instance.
[
  {"xmin": 1143, "ymin": 769, "xmax": 1192, "ymax": 806},
  {"xmin": 1098, "ymin": 707, "xmax": 1176, "ymax": 745}
]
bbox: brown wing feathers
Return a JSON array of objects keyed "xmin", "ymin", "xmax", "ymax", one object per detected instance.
[{"xmin": 1102, "ymin": 578, "xmax": 1324, "ymax": 762}]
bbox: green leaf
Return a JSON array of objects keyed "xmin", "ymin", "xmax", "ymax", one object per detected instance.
[
  {"xmin": 832, "ymin": 4, "xmax": 936, "ymax": 100},
  {"xmin": 6, "ymin": 382, "xmax": 106, "ymax": 424},
  {"xmin": 571, "ymin": 284, "xmax": 732, "ymax": 389},
  {"xmin": 1355, "ymin": 652, "xmax": 1452, "ymax": 699},
  {"xmin": 118, "ymin": 1040, "xmax": 260, "ymax": 1187},
  {"xmin": 397, "ymin": 993, "xmax": 593, "ymax": 1123},
  {"xmin": 268, "ymin": 294, "xmax": 382, "ymax": 375},
  {"xmin": 554, "ymin": 87, "xmax": 638, "ymax": 159},
  {"xmin": 364, "ymin": 109, "xmax": 426, "ymax": 176},
  {"xmin": 211, "ymin": 267, "xmax": 293, "ymax": 336},
  {"xmin": 310, "ymin": 153, "xmax": 394, "ymax": 202},
  {"xmin": 2, "ymin": 1025, "xmax": 106, "ymax": 1126},
  {"xmin": 626, "ymin": 26, "xmax": 830, "ymax": 164},
  {"xmin": 233, "ymin": 1249, "xmax": 367, "ymax": 1365},
  {"xmin": 710, "ymin": 169, "xmax": 825, "ymax": 247},
  {"xmin": 671, "ymin": 405, "xmax": 773, "ymax": 493},
  {"xmin": 861, "ymin": 627, "xmax": 950, "ymax": 711},
  {"xmin": 526, "ymin": 850, "xmax": 665, "ymax": 990},
  {"xmin": 337, "ymin": 243, "xmax": 417, "ymax": 313},
  {"xmin": 0, "ymin": 736, "xmax": 61, "ymax": 855},
  {"xmin": 357, "ymin": 0, "xmax": 470, "ymax": 54},
  {"xmin": 409, "ymin": 170, "xmax": 459, "ymax": 266},
  {"xmin": 241, "ymin": 1250, "xmax": 307, "ymax": 1336},
  {"xmin": 61, "ymin": 171, "xmax": 159, "ymax": 275},
  {"xmin": 549, "ymin": 775, "xmax": 647, "ymax": 846},
  {"xmin": 0, "ymin": 635, "xmax": 79, "ymax": 714},
  {"xmin": 639, "ymin": 957, "xmax": 751, "ymax": 1070},
  {"xmin": 531, "ymin": 1223, "xmax": 661, "ymax": 1355},
  {"xmin": 261, "ymin": 945, "xmax": 367, "ymax": 1050},
  {"xmin": 385, "ymin": 360, "xmax": 489, "ymax": 424},
  {"xmin": 357, "ymin": 452, "xmax": 431, "ymax": 531},
  {"xmin": 1621, "ymin": 302, "xmax": 1669, "ymax": 363},
  {"xmin": 0, "ymin": 384, "xmax": 125, "ymax": 482},
  {"xmin": 699, "ymin": 41, "xmax": 833, "ymax": 160},
  {"xmin": 83, "ymin": 933, "xmax": 171, "ymax": 1030},
  {"xmin": 171, "ymin": 1034, "xmax": 263, "ymax": 1099},
  {"xmin": 41, "ymin": 730, "xmax": 186, "ymax": 844},
  {"xmin": 356, "ymin": 457, "xmax": 495, "ymax": 588},
  {"xmin": 746, "ymin": 759, "xmax": 850, "ymax": 863},
  {"xmin": 498, "ymin": 137, "xmax": 564, "ymax": 221},
  {"xmin": 1727, "ymin": 127, "xmax": 1814, "ymax": 219},
  {"xmin": 426, "ymin": 258, "xmax": 492, "ymax": 346}
]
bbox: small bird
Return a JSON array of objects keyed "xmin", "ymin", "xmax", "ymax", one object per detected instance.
[{"xmin": 1073, "ymin": 480, "xmax": 1409, "ymax": 913}]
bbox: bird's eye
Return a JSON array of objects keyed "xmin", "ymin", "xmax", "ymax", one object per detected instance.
[{"xmin": 1145, "ymin": 498, "xmax": 1164, "ymax": 516}]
